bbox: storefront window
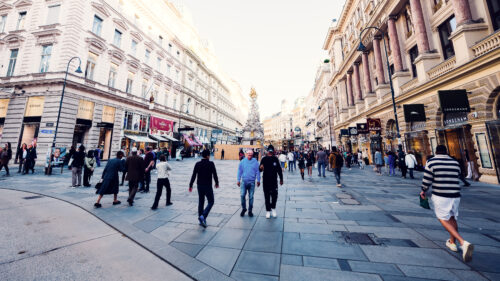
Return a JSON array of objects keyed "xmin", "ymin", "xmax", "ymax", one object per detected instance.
[{"xmin": 476, "ymin": 133, "xmax": 493, "ymax": 168}]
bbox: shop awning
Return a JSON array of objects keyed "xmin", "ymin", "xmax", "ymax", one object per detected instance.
[
  {"xmin": 125, "ymin": 134, "xmax": 157, "ymax": 143},
  {"xmin": 150, "ymin": 135, "xmax": 169, "ymax": 142},
  {"xmin": 193, "ymin": 136, "xmax": 203, "ymax": 146},
  {"xmin": 164, "ymin": 135, "xmax": 179, "ymax": 142},
  {"xmin": 183, "ymin": 134, "xmax": 201, "ymax": 146}
]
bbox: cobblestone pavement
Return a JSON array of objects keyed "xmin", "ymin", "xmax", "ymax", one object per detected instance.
[{"xmin": 1, "ymin": 159, "xmax": 500, "ymax": 281}]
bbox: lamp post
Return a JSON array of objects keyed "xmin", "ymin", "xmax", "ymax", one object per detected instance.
[
  {"xmin": 318, "ymin": 97, "xmax": 334, "ymax": 150},
  {"xmin": 49, "ymin": 57, "xmax": 82, "ymax": 173},
  {"xmin": 357, "ymin": 26, "xmax": 401, "ymax": 144}
]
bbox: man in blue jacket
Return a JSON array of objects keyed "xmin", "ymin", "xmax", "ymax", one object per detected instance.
[{"xmin": 237, "ymin": 149, "xmax": 260, "ymax": 217}]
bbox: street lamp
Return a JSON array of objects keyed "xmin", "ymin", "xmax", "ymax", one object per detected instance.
[
  {"xmin": 49, "ymin": 57, "xmax": 82, "ymax": 173},
  {"xmin": 357, "ymin": 26, "xmax": 401, "ymax": 143},
  {"xmin": 318, "ymin": 97, "xmax": 334, "ymax": 150}
]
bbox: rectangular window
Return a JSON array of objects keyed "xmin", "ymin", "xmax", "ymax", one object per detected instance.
[
  {"xmin": 142, "ymin": 79, "xmax": 148, "ymax": 97},
  {"xmin": 92, "ymin": 15, "xmax": 103, "ymax": 36},
  {"xmin": 113, "ymin": 29, "xmax": 122, "ymax": 47},
  {"xmin": 438, "ymin": 16, "xmax": 456, "ymax": 60},
  {"xmin": 409, "ymin": 45, "xmax": 419, "ymax": 78},
  {"xmin": 476, "ymin": 133, "xmax": 493, "ymax": 168},
  {"xmin": 157, "ymin": 57, "xmax": 161, "ymax": 71},
  {"xmin": 486, "ymin": 0, "xmax": 500, "ymax": 31},
  {"xmin": 125, "ymin": 72, "xmax": 134, "ymax": 94},
  {"xmin": 46, "ymin": 4, "xmax": 61, "ymax": 25},
  {"xmin": 145, "ymin": 50, "xmax": 150, "ymax": 64},
  {"xmin": 16, "ymin": 11, "xmax": 27, "ymax": 30},
  {"xmin": 108, "ymin": 63, "xmax": 117, "ymax": 88},
  {"xmin": 173, "ymin": 97, "xmax": 177, "ymax": 110},
  {"xmin": 39, "ymin": 45, "xmax": 52, "ymax": 73},
  {"xmin": 166, "ymin": 64, "xmax": 171, "ymax": 76},
  {"xmin": 0, "ymin": 15, "xmax": 7, "ymax": 32},
  {"xmin": 131, "ymin": 40, "xmax": 137, "ymax": 56},
  {"xmin": 6, "ymin": 49, "xmax": 19, "ymax": 77},
  {"xmin": 85, "ymin": 52, "xmax": 97, "ymax": 80},
  {"xmin": 158, "ymin": 35, "xmax": 163, "ymax": 46}
]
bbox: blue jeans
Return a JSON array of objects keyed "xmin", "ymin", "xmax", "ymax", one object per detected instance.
[
  {"xmin": 317, "ymin": 162, "xmax": 326, "ymax": 176},
  {"xmin": 288, "ymin": 160, "xmax": 296, "ymax": 172},
  {"xmin": 240, "ymin": 181, "xmax": 255, "ymax": 211},
  {"xmin": 197, "ymin": 185, "xmax": 214, "ymax": 218},
  {"xmin": 334, "ymin": 167, "xmax": 341, "ymax": 184}
]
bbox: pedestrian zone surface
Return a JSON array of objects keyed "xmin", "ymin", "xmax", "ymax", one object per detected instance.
[{"xmin": 1, "ymin": 159, "xmax": 500, "ymax": 281}]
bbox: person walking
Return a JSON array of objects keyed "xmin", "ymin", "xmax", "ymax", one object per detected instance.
[
  {"xmin": 287, "ymin": 150, "xmax": 295, "ymax": 172},
  {"xmin": 420, "ymin": 145, "xmax": 474, "ymax": 262},
  {"xmin": 374, "ymin": 149, "xmax": 383, "ymax": 175},
  {"xmin": 221, "ymin": 149, "xmax": 225, "ymax": 160},
  {"xmin": 189, "ymin": 149, "xmax": 219, "ymax": 228},
  {"xmin": 94, "ymin": 147, "xmax": 101, "ymax": 167},
  {"xmin": 298, "ymin": 153, "xmax": 306, "ymax": 180},
  {"xmin": 70, "ymin": 145, "xmax": 85, "ymax": 187},
  {"xmin": 0, "ymin": 143, "xmax": 12, "ymax": 176},
  {"xmin": 94, "ymin": 151, "xmax": 125, "ymax": 208},
  {"xmin": 141, "ymin": 146, "xmax": 155, "ymax": 193},
  {"xmin": 83, "ymin": 150, "xmax": 96, "ymax": 187},
  {"xmin": 25, "ymin": 144, "xmax": 36, "ymax": 174},
  {"xmin": 259, "ymin": 145, "xmax": 283, "ymax": 219},
  {"xmin": 405, "ymin": 150, "xmax": 417, "ymax": 179},
  {"xmin": 237, "ymin": 149, "xmax": 260, "ymax": 217},
  {"xmin": 17, "ymin": 143, "xmax": 27, "ymax": 173},
  {"xmin": 383, "ymin": 152, "xmax": 389, "ymax": 174},
  {"xmin": 316, "ymin": 147, "xmax": 327, "ymax": 177},
  {"xmin": 328, "ymin": 151, "xmax": 335, "ymax": 172},
  {"xmin": 358, "ymin": 150, "xmax": 365, "ymax": 169},
  {"xmin": 306, "ymin": 150, "xmax": 314, "ymax": 177},
  {"xmin": 65, "ymin": 145, "xmax": 76, "ymax": 168},
  {"xmin": 151, "ymin": 155, "xmax": 173, "ymax": 210},
  {"xmin": 398, "ymin": 148, "xmax": 407, "ymax": 178},
  {"xmin": 331, "ymin": 147, "xmax": 343, "ymax": 187},
  {"xmin": 125, "ymin": 147, "xmax": 145, "ymax": 206},
  {"xmin": 278, "ymin": 151, "xmax": 287, "ymax": 172},
  {"xmin": 388, "ymin": 151, "xmax": 396, "ymax": 176},
  {"xmin": 239, "ymin": 149, "xmax": 244, "ymax": 161},
  {"xmin": 345, "ymin": 152, "xmax": 352, "ymax": 170}
]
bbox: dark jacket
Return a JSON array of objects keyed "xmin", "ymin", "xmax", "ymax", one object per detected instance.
[
  {"xmin": 71, "ymin": 151, "xmax": 85, "ymax": 168},
  {"xmin": 260, "ymin": 155, "xmax": 283, "ymax": 187},
  {"xmin": 125, "ymin": 155, "xmax": 145, "ymax": 181},
  {"xmin": 189, "ymin": 158, "xmax": 219, "ymax": 188},
  {"xmin": 97, "ymin": 157, "xmax": 124, "ymax": 195},
  {"xmin": 26, "ymin": 147, "xmax": 37, "ymax": 161}
]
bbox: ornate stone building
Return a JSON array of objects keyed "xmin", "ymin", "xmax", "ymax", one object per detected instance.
[
  {"xmin": 323, "ymin": 0, "xmax": 500, "ymax": 183},
  {"xmin": 0, "ymin": 0, "xmax": 246, "ymax": 163}
]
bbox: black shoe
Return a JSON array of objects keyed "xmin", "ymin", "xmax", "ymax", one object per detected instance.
[
  {"xmin": 112, "ymin": 201, "xmax": 121, "ymax": 205},
  {"xmin": 199, "ymin": 216, "xmax": 207, "ymax": 228},
  {"xmin": 240, "ymin": 209, "xmax": 246, "ymax": 217},
  {"xmin": 127, "ymin": 200, "xmax": 133, "ymax": 206},
  {"xmin": 248, "ymin": 211, "xmax": 253, "ymax": 217},
  {"xmin": 151, "ymin": 206, "xmax": 157, "ymax": 210},
  {"xmin": 464, "ymin": 182, "xmax": 471, "ymax": 187},
  {"xmin": 94, "ymin": 203, "xmax": 102, "ymax": 208},
  {"xmin": 166, "ymin": 202, "xmax": 173, "ymax": 206}
]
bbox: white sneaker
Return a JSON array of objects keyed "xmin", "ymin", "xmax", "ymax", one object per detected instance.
[
  {"xmin": 462, "ymin": 241, "xmax": 474, "ymax": 262},
  {"xmin": 265, "ymin": 211, "xmax": 271, "ymax": 219},
  {"xmin": 336, "ymin": 184, "xmax": 342, "ymax": 188},
  {"xmin": 446, "ymin": 239, "xmax": 458, "ymax": 252},
  {"xmin": 271, "ymin": 209, "xmax": 277, "ymax": 218}
]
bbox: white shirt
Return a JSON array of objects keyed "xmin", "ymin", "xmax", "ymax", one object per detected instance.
[
  {"xmin": 278, "ymin": 154, "xmax": 287, "ymax": 162},
  {"xmin": 405, "ymin": 154, "xmax": 417, "ymax": 168},
  {"xmin": 287, "ymin": 152, "xmax": 294, "ymax": 161},
  {"xmin": 156, "ymin": 161, "xmax": 172, "ymax": 179}
]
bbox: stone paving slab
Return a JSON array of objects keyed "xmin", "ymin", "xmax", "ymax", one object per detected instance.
[{"xmin": 280, "ymin": 264, "xmax": 383, "ymax": 281}]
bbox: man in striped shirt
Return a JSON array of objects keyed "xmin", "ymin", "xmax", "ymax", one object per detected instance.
[{"xmin": 420, "ymin": 145, "xmax": 473, "ymax": 262}]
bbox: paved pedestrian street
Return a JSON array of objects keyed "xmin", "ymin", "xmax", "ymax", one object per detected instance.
[{"xmin": 1, "ymin": 159, "xmax": 500, "ymax": 281}]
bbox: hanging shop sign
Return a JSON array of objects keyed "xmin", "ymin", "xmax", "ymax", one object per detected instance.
[
  {"xmin": 438, "ymin": 90, "xmax": 470, "ymax": 113},
  {"xmin": 150, "ymin": 116, "xmax": 174, "ymax": 134},
  {"xmin": 367, "ymin": 118, "xmax": 381, "ymax": 131},
  {"xmin": 24, "ymin": 96, "xmax": 45, "ymax": 117},
  {"xmin": 76, "ymin": 100, "xmax": 95, "ymax": 120},
  {"xmin": 102, "ymin": 105, "xmax": 116, "ymax": 123},
  {"xmin": 410, "ymin": 121, "xmax": 426, "ymax": 131},
  {"xmin": 443, "ymin": 112, "xmax": 469, "ymax": 126},
  {"xmin": 356, "ymin": 123, "xmax": 368, "ymax": 134},
  {"xmin": 348, "ymin": 127, "xmax": 358, "ymax": 135},
  {"xmin": 0, "ymin": 99, "xmax": 9, "ymax": 118},
  {"xmin": 403, "ymin": 104, "xmax": 426, "ymax": 122},
  {"xmin": 340, "ymin": 129, "xmax": 349, "ymax": 136}
]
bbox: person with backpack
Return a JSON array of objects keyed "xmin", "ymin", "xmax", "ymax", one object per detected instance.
[{"xmin": 331, "ymin": 147, "xmax": 344, "ymax": 187}]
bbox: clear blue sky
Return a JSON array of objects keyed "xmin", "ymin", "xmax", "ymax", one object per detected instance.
[{"xmin": 175, "ymin": 0, "xmax": 344, "ymax": 118}]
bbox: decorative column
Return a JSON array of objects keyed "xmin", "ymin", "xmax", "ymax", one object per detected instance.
[
  {"xmin": 373, "ymin": 37, "xmax": 385, "ymax": 85},
  {"xmin": 346, "ymin": 71, "xmax": 354, "ymax": 106},
  {"xmin": 387, "ymin": 15, "xmax": 403, "ymax": 72},
  {"xmin": 409, "ymin": 0, "xmax": 430, "ymax": 54},
  {"xmin": 362, "ymin": 52, "xmax": 372, "ymax": 93},
  {"xmin": 353, "ymin": 62, "xmax": 362, "ymax": 101},
  {"xmin": 451, "ymin": 0, "xmax": 473, "ymax": 25}
]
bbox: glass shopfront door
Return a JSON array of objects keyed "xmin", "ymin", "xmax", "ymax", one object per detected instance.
[{"xmin": 486, "ymin": 120, "xmax": 500, "ymax": 183}]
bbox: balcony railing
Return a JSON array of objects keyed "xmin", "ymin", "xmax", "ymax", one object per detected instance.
[
  {"xmin": 400, "ymin": 77, "xmax": 419, "ymax": 93},
  {"xmin": 428, "ymin": 56, "xmax": 456, "ymax": 80},
  {"xmin": 472, "ymin": 30, "xmax": 500, "ymax": 57}
]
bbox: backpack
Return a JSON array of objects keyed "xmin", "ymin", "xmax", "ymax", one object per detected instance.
[{"xmin": 335, "ymin": 153, "xmax": 343, "ymax": 168}]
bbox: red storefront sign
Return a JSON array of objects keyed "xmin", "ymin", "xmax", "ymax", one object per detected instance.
[{"xmin": 150, "ymin": 116, "xmax": 174, "ymax": 133}]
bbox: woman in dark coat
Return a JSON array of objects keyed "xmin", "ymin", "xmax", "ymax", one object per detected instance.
[{"xmin": 94, "ymin": 151, "xmax": 125, "ymax": 208}]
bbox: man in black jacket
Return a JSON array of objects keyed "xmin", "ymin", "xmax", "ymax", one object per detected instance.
[
  {"xmin": 189, "ymin": 149, "xmax": 219, "ymax": 228},
  {"xmin": 259, "ymin": 145, "xmax": 283, "ymax": 219}
]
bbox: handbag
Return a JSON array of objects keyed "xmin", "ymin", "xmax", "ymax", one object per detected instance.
[
  {"xmin": 94, "ymin": 179, "xmax": 103, "ymax": 190},
  {"xmin": 419, "ymin": 195, "xmax": 430, "ymax": 209}
]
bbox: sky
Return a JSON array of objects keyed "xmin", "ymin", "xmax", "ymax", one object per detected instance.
[{"xmin": 175, "ymin": 0, "xmax": 344, "ymax": 119}]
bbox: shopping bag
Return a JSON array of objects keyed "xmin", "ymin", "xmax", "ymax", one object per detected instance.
[
  {"xmin": 419, "ymin": 195, "xmax": 430, "ymax": 209},
  {"xmin": 285, "ymin": 162, "xmax": 288, "ymax": 169}
]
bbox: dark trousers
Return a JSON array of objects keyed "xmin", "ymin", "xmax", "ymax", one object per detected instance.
[
  {"xmin": 121, "ymin": 172, "xmax": 126, "ymax": 185},
  {"xmin": 83, "ymin": 167, "xmax": 92, "ymax": 186},
  {"xmin": 0, "ymin": 162, "xmax": 9, "ymax": 175},
  {"xmin": 152, "ymin": 178, "xmax": 171, "ymax": 208},
  {"xmin": 23, "ymin": 160, "xmax": 32, "ymax": 174},
  {"xmin": 128, "ymin": 180, "xmax": 139, "ymax": 203},
  {"xmin": 18, "ymin": 159, "xmax": 24, "ymax": 173},
  {"xmin": 197, "ymin": 185, "xmax": 214, "ymax": 218},
  {"xmin": 263, "ymin": 185, "xmax": 278, "ymax": 211},
  {"xmin": 400, "ymin": 166, "xmax": 407, "ymax": 178},
  {"xmin": 144, "ymin": 171, "xmax": 151, "ymax": 191},
  {"xmin": 333, "ymin": 167, "xmax": 341, "ymax": 184},
  {"xmin": 409, "ymin": 168, "xmax": 414, "ymax": 179}
]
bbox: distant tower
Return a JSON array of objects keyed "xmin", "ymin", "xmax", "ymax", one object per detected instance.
[{"xmin": 242, "ymin": 88, "xmax": 264, "ymax": 145}]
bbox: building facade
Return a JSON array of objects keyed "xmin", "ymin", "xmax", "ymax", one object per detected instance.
[
  {"xmin": 323, "ymin": 0, "xmax": 500, "ymax": 183},
  {"xmin": 0, "ymin": 0, "xmax": 246, "ymax": 164}
]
